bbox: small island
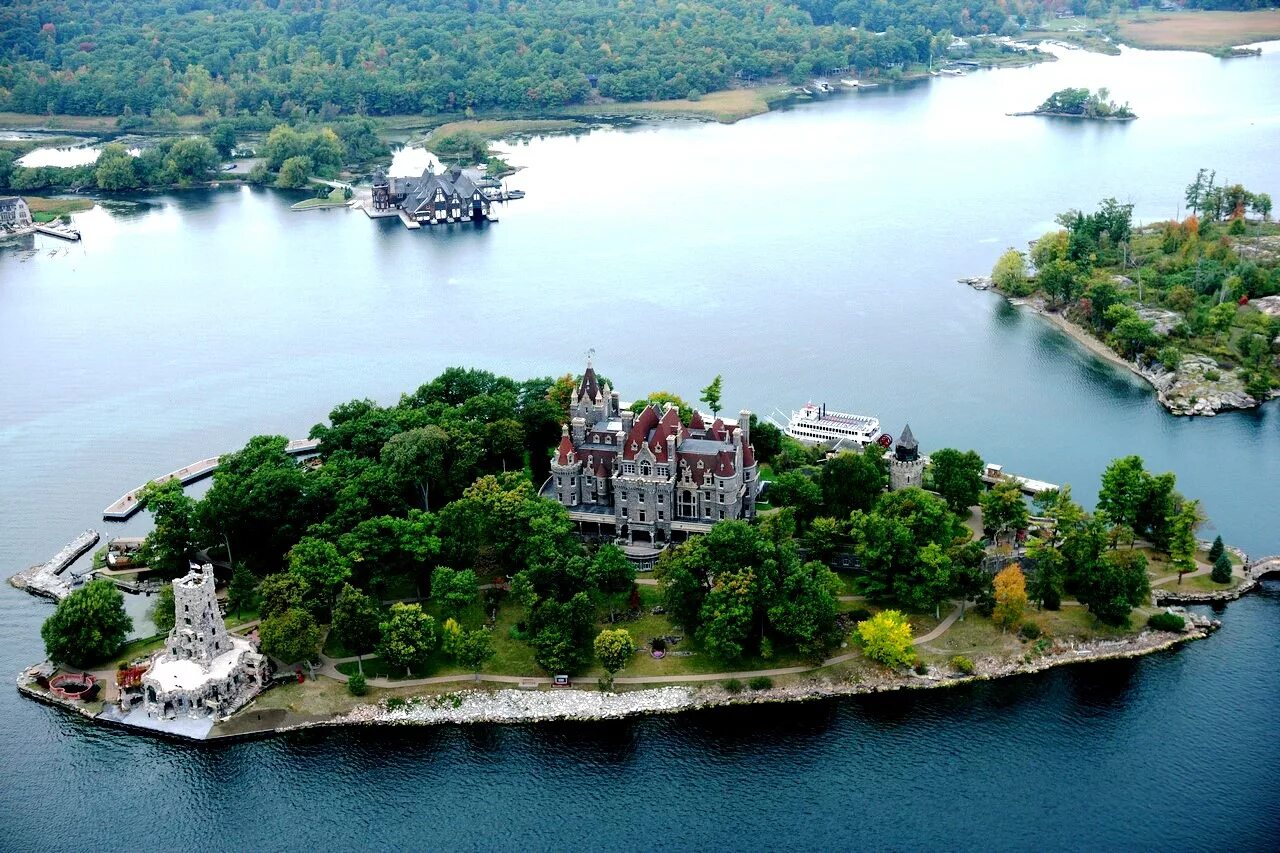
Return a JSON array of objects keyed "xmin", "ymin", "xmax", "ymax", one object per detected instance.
[
  {"xmin": 14, "ymin": 361, "xmax": 1274, "ymax": 740},
  {"xmin": 1011, "ymin": 87, "xmax": 1136, "ymax": 120},
  {"xmin": 969, "ymin": 170, "xmax": 1279, "ymax": 417}
]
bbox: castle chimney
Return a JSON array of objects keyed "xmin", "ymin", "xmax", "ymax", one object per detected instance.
[
  {"xmin": 571, "ymin": 416, "xmax": 586, "ymax": 446},
  {"xmin": 739, "ymin": 409, "xmax": 751, "ymax": 446}
]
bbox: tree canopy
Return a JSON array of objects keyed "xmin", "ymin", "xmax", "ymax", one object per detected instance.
[{"xmin": 41, "ymin": 579, "xmax": 133, "ymax": 667}]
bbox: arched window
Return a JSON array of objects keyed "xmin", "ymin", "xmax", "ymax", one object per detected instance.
[{"xmin": 640, "ymin": 462, "xmax": 651, "ymax": 476}]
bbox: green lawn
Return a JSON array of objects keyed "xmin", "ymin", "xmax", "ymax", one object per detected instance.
[{"xmin": 1155, "ymin": 573, "xmax": 1239, "ymax": 593}]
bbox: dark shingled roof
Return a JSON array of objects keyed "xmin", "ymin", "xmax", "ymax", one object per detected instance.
[
  {"xmin": 578, "ymin": 364, "xmax": 600, "ymax": 402},
  {"xmin": 898, "ymin": 423, "xmax": 918, "ymax": 450}
]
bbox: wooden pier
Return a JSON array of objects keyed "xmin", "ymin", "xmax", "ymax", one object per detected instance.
[
  {"xmin": 102, "ymin": 438, "xmax": 320, "ymax": 521},
  {"xmin": 34, "ymin": 223, "xmax": 81, "ymax": 241},
  {"xmin": 8, "ymin": 529, "xmax": 100, "ymax": 601}
]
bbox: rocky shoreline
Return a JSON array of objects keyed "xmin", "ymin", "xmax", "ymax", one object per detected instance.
[
  {"xmin": 960, "ymin": 277, "xmax": 1278, "ymax": 417},
  {"xmin": 282, "ymin": 612, "xmax": 1218, "ymax": 733}
]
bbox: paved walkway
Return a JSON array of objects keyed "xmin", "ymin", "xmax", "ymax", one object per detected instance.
[{"xmin": 314, "ymin": 602, "xmax": 967, "ymax": 690}]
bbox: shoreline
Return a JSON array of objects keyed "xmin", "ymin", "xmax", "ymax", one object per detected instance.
[
  {"xmin": 15, "ymin": 611, "xmax": 1220, "ymax": 743},
  {"xmin": 963, "ymin": 280, "xmax": 1276, "ymax": 418}
]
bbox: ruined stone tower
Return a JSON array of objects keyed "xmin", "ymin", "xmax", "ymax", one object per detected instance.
[{"xmin": 168, "ymin": 563, "xmax": 231, "ymax": 664}]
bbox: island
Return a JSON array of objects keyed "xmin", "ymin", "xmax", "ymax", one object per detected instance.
[
  {"xmin": 15, "ymin": 361, "xmax": 1275, "ymax": 740},
  {"xmin": 1010, "ymin": 87, "xmax": 1136, "ymax": 120},
  {"xmin": 968, "ymin": 171, "xmax": 1279, "ymax": 417}
]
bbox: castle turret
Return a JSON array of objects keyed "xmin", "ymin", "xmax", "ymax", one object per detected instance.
[
  {"xmin": 889, "ymin": 423, "xmax": 925, "ymax": 491},
  {"xmin": 168, "ymin": 563, "xmax": 231, "ymax": 664}
]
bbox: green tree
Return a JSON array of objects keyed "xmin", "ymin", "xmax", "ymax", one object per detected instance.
[
  {"xmin": 991, "ymin": 248, "xmax": 1031, "ymax": 295},
  {"xmin": 260, "ymin": 607, "xmax": 321, "ymax": 664},
  {"xmin": 821, "ymin": 445, "xmax": 887, "ymax": 516},
  {"xmin": 458, "ymin": 629, "xmax": 495, "ymax": 680},
  {"xmin": 262, "ymin": 124, "xmax": 305, "ymax": 169},
  {"xmin": 1096, "ymin": 456, "xmax": 1148, "ymax": 531},
  {"xmin": 226, "ymin": 564, "xmax": 257, "ymax": 618},
  {"xmin": 41, "ymin": 579, "xmax": 133, "ymax": 667},
  {"xmin": 588, "ymin": 544, "xmax": 635, "ymax": 593},
  {"xmin": 697, "ymin": 568, "xmax": 758, "ymax": 660},
  {"xmin": 164, "ymin": 137, "xmax": 219, "ymax": 183},
  {"xmin": 94, "ymin": 142, "xmax": 138, "ymax": 190},
  {"xmin": 1025, "ymin": 538, "xmax": 1065, "ymax": 611},
  {"xmin": 208, "ymin": 122, "xmax": 237, "ymax": 158},
  {"xmin": 377, "ymin": 602, "xmax": 438, "ymax": 677},
  {"xmin": 768, "ymin": 471, "xmax": 823, "ymax": 522},
  {"xmin": 149, "ymin": 582, "xmax": 176, "ymax": 634},
  {"xmin": 856, "ymin": 610, "xmax": 915, "ymax": 669},
  {"xmin": 1207, "ymin": 535, "xmax": 1225, "ymax": 564},
  {"xmin": 136, "ymin": 478, "xmax": 199, "ymax": 572},
  {"xmin": 258, "ymin": 572, "xmax": 308, "ymax": 620},
  {"xmin": 430, "ymin": 566, "xmax": 479, "ymax": 617},
  {"xmin": 287, "ymin": 536, "xmax": 351, "ymax": 614},
  {"xmin": 276, "ymin": 155, "xmax": 312, "ymax": 188},
  {"xmin": 928, "ymin": 448, "xmax": 984, "ymax": 514},
  {"xmin": 1078, "ymin": 549, "xmax": 1149, "ymax": 626},
  {"xmin": 1211, "ymin": 552, "xmax": 1232, "ymax": 584},
  {"xmin": 899, "ymin": 542, "xmax": 953, "ymax": 618},
  {"xmin": 332, "ymin": 583, "xmax": 382, "ymax": 673},
  {"xmin": 980, "ymin": 479, "xmax": 1029, "ymax": 544},
  {"xmin": 594, "ymin": 627, "xmax": 635, "ymax": 686},
  {"xmin": 768, "ymin": 559, "xmax": 842, "ymax": 658},
  {"xmin": 378, "ymin": 422, "xmax": 450, "ymax": 507},
  {"xmin": 630, "ymin": 391, "xmax": 694, "ymax": 421},
  {"xmin": 1167, "ymin": 499, "xmax": 1201, "ymax": 585},
  {"xmin": 699, "ymin": 374, "xmax": 724, "ymax": 416}
]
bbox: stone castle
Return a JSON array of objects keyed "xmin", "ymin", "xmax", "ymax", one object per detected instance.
[
  {"xmin": 138, "ymin": 564, "xmax": 267, "ymax": 720},
  {"xmin": 543, "ymin": 361, "xmax": 759, "ymax": 551}
]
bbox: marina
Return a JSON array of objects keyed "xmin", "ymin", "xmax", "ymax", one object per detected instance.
[{"xmin": 101, "ymin": 438, "xmax": 319, "ymax": 521}]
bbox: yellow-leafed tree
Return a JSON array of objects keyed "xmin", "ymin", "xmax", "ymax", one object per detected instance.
[
  {"xmin": 993, "ymin": 564, "xmax": 1027, "ymax": 631},
  {"xmin": 856, "ymin": 610, "xmax": 915, "ymax": 669}
]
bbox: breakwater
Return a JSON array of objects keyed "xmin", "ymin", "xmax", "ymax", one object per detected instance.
[{"xmin": 7, "ymin": 530, "xmax": 99, "ymax": 601}]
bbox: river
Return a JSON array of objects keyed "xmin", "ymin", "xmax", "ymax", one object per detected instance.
[{"xmin": 1, "ymin": 43, "xmax": 1278, "ymax": 849}]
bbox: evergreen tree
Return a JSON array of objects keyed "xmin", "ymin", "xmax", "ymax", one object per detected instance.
[
  {"xmin": 1207, "ymin": 535, "xmax": 1225, "ymax": 564},
  {"xmin": 1211, "ymin": 553, "xmax": 1233, "ymax": 584}
]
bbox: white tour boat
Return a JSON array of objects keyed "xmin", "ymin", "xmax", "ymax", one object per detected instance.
[{"xmin": 785, "ymin": 403, "xmax": 884, "ymax": 448}]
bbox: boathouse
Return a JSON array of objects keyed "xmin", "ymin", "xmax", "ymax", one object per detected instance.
[
  {"xmin": 371, "ymin": 167, "xmax": 493, "ymax": 224},
  {"xmin": 0, "ymin": 196, "xmax": 33, "ymax": 231}
]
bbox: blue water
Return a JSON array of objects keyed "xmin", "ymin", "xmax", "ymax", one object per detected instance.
[{"xmin": 2, "ymin": 44, "xmax": 1280, "ymax": 849}]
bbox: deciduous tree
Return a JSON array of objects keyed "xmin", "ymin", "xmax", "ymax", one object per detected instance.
[
  {"xmin": 928, "ymin": 448, "xmax": 984, "ymax": 514},
  {"xmin": 332, "ymin": 583, "xmax": 382, "ymax": 673},
  {"xmin": 992, "ymin": 564, "xmax": 1027, "ymax": 630},
  {"xmin": 377, "ymin": 602, "xmax": 438, "ymax": 677},
  {"xmin": 260, "ymin": 607, "xmax": 321, "ymax": 664},
  {"xmin": 594, "ymin": 628, "xmax": 635, "ymax": 685},
  {"xmin": 41, "ymin": 579, "xmax": 133, "ymax": 666},
  {"xmin": 856, "ymin": 610, "xmax": 915, "ymax": 669}
]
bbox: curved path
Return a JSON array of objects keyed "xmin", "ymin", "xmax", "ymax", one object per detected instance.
[{"xmin": 315, "ymin": 602, "xmax": 966, "ymax": 690}]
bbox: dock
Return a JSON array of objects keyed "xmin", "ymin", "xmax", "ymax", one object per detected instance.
[
  {"xmin": 982, "ymin": 463, "xmax": 1058, "ymax": 497},
  {"xmin": 102, "ymin": 438, "xmax": 320, "ymax": 521},
  {"xmin": 8, "ymin": 530, "xmax": 100, "ymax": 601},
  {"xmin": 34, "ymin": 223, "xmax": 81, "ymax": 241}
]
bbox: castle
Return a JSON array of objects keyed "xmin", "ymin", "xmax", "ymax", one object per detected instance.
[
  {"xmin": 543, "ymin": 362, "xmax": 759, "ymax": 553},
  {"xmin": 136, "ymin": 564, "xmax": 267, "ymax": 721}
]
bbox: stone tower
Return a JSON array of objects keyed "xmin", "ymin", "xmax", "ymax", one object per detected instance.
[
  {"xmin": 167, "ymin": 563, "xmax": 232, "ymax": 664},
  {"xmin": 888, "ymin": 423, "xmax": 925, "ymax": 491}
]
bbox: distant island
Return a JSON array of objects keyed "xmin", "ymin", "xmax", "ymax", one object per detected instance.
[
  {"xmin": 971, "ymin": 169, "xmax": 1279, "ymax": 417},
  {"xmin": 1011, "ymin": 87, "xmax": 1137, "ymax": 120}
]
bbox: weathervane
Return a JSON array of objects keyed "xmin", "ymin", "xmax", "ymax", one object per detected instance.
[{"xmin": 586, "ymin": 346, "xmax": 595, "ymax": 366}]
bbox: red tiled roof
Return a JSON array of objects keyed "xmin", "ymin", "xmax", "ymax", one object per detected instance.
[
  {"xmin": 556, "ymin": 434, "xmax": 574, "ymax": 465},
  {"xmin": 689, "ymin": 410, "xmax": 705, "ymax": 429}
]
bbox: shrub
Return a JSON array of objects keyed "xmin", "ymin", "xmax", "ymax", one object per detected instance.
[
  {"xmin": 856, "ymin": 610, "xmax": 916, "ymax": 669},
  {"xmin": 950, "ymin": 655, "xmax": 975, "ymax": 675},
  {"xmin": 1148, "ymin": 611, "xmax": 1186, "ymax": 632},
  {"xmin": 748, "ymin": 676, "xmax": 773, "ymax": 691},
  {"xmin": 759, "ymin": 636, "xmax": 774, "ymax": 660},
  {"xmin": 1204, "ymin": 369, "xmax": 1221, "ymax": 381},
  {"xmin": 724, "ymin": 678, "xmax": 744, "ymax": 694},
  {"xmin": 347, "ymin": 673, "xmax": 367, "ymax": 696},
  {"xmin": 385, "ymin": 696, "xmax": 407, "ymax": 710},
  {"xmin": 913, "ymin": 661, "xmax": 929, "ymax": 675},
  {"xmin": 1019, "ymin": 622, "xmax": 1042, "ymax": 640}
]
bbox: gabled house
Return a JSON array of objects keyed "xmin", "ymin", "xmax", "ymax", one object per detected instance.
[{"xmin": 371, "ymin": 167, "xmax": 493, "ymax": 224}]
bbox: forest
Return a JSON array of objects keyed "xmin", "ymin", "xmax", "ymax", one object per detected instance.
[{"xmin": 2, "ymin": 0, "xmax": 1051, "ymax": 120}]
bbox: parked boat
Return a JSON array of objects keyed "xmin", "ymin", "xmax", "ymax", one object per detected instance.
[{"xmin": 784, "ymin": 402, "xmax": 883, "ymax": 448}]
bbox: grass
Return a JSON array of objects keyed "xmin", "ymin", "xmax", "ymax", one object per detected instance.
[
  {"xmin": 1117, "ymin": 10, "xmax": 1280, "ymax": 52},
  {"xmin": 1154, "ymin": 573, "xmax": 1239, "ymax": 593},
  {"xmin": 430, "ymin": 118, "xmax": 581, "ymax": 139},
  {"xmin": 561, "ymin": 86, "xmax": 788, "ymax": 124},
  {"xmin": 104, "ymin": 634, "xmax": 168, "ymax": 669},
  {"xmin": 290, "ymin": 186, "xmax": 347, "ymax": 210},
  {"xmin": 22, "ymin": 196, "xmax": 95, "ymax": 223}
]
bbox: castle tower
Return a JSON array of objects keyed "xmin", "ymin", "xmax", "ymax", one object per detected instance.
[
  {"xmin": 167, "ymin": 563, "xmax": 232, "ymax": 664},
  {"xmin": 889, "ymin": 423, "xmax": 925, "ymax": 491}
]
